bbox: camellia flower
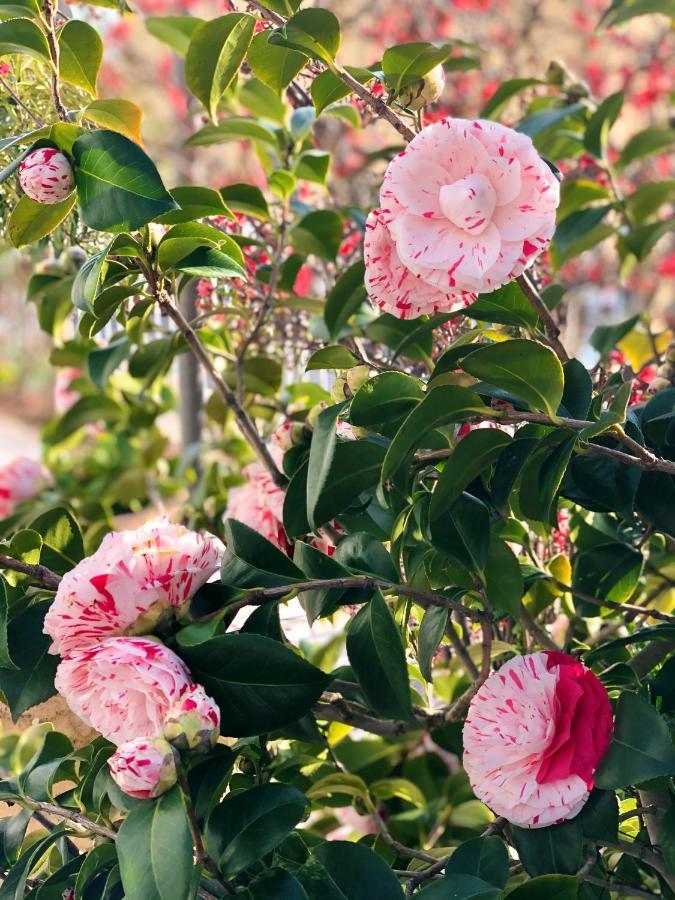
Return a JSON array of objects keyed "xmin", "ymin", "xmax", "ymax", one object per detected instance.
[
  {"xmin": 19, "ymin": 148, "xmax": 75, "ymax": 205},
  {"xmin": 43, "ymin": 517, "xmax": 223, "ymax": 656},
  {"xmin": 364, "ymin": 118, "xmax": 560, "ymax": 319},
  {"xmin": 108, "ymin": 736, "xmax": 179, "ymax": 799},
  {"xmin": 54, "ymin": 637, "xmax": 193, "ymax": 745},
  {"xmin": 462, "ymin": 651, "xmax": 613, "ymax": 828},
  {"xmin": 224, "ymin": 445, "xmax": 291, "ymax": 553},
  {"xmin": 0, "ymin": 457, "xmax": 51, "ymax": 519},
  {"xmin": 163, "ymin": 684, "xmax": 220, "ymax": 753}
]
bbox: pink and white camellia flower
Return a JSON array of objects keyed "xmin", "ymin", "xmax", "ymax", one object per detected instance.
[
  {"xmin": 19, "ymin": 148, "xmax": 75, "ymax": 204},
  {"xmin": 54, "ymin": 637, "xmax": 192, "ymax": 745},
  {"xmin": 163, "ymin": 684, "xmax": 220, "ymax": 753},
  {"xmin": 43, "ymin": 517, "xmax": 223, "ymax": 656},
  {"xmin": 0, "ymin": 457, "xmax": 51, "ymax": 519},
  {"xmin": 108, "ymin": 736, "xmax": 179, "ymax": 799},
  {"xmin": 364, "ymin": 118, "xmax": 560, "ymax": 319},
  {"xmin": 462, "ymin": 651, "xmax": 613, "ymax": 828},
  {"xmin": 224, "ymin": 445, "xmax": 291, "ymax": 554}
]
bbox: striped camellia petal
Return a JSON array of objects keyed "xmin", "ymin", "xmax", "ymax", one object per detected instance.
[
  {"xmin": 462, "ymin": 651, "xmax": 613, "ymax": 828},
  {"xmin": 364, "ymin": 117, "xmax": 560, "ymax": 318},
  {"xmin": 18, "ymin": 148, "xmax": 75, "ymax": 205},
  {"xmin": 55, "ymin": 637, "xmax": 193, "ymax": 745},
  {"xmin": 0, "ymin": 456, "xmax": 51, "ymax": 519},
  {"xmin": 108, "ymin": 736, "xmax": 179, "ymax": 799},
  {"xmin": 43, "ymin": 517, "xmax": 223, "ymax": 657}
]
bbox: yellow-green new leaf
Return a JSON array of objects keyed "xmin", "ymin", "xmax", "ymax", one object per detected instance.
[
  {"xmin": 8, "ymin": 193, "xmax": 76, "ymax": 248},
  {"xmin": 0, "ymin": 17, "xmax": 51, "ymax": 65},
  {"xmin": 82, "ymin": 99, "xmax": 143, "ymax": 144},
  {"xmin": 58, "ymin": 20, "xmax": 102, "ymax": 97}
]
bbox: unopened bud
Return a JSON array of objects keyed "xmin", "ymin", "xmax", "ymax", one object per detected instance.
[{"xmin": 397, "ymin": 65, "xmax": 445, "ymax": 111}]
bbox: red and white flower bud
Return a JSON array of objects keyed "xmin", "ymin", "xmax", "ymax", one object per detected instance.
[
  {"xmin": 108, "ymin": 736, "xmax": 179, "ymax": 799},
  {"xmin": 19, "ymin": 148, "xmax": 74, "ymax": 205},
  {"xmin": 162, "ymin": 684, "xmax": 220, "ymax": 753},
  {"xmin": 397, "ymin": 64, "xmax": 446, "ymax": 111}
]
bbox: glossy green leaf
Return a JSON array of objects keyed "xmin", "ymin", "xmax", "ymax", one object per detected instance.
[
  {"xmin": 181, "ymin": 633, "xmax": 330, "ymax": 736},
  {"xmin": 573, "ymin": 541, "xmax": 643, "ymax": 615},
  {"xmin": 470, "ymin": 283, "xmax": 539, "ymax": 329},
  {"xmin": 8, "ymin": 193, "xmax": 76, "ymax": 248},
  {"xmin": 145, "ymin": 14, "xmax": 203, "ymax": 55},
  {"xmin": 306, "ymin": 346, "xmax": 358, "ymax": 371},
  {"xmin": 506, "ymin": 875, "xmax": 578, "ymax": 900},
  {"xmin": 347, "ymin": 592, "xmax": 414, "ymax": 721},
  {"xmin": 291, "ymin": 209, "xmax": 344, "ymax": 260},
  {"xmin": 418, "ymin": 605, "xmax": 448, "ymax": 682},
  {"xmin": 73, "ymin": 129, "xmax": 177, "ymax": 232},
  {"xmin": 58, "ymin": 20, "xmax": 102, "ymax": 96},
  {"xmin": 206, "ymin": 784, "xmax": 306, "ymax": 878},
  {"xmin": 247, "ymin": 28, "xmax": 306, "ymax": 92},
  {"xmin": 310, "ymin": 840, "xmax": 405, "ymax": 899},
  {"xmin": 0, "ymin": 602, "xmax": 57, "ymax": 719},
  {"xmin": 618, "ymin": 126, "xmax": 675, "ymax": 169},
  {"xmin": 418, "ymin": 874, "xmax": 500, "ymax": 900},
  {"xmin": 444, "ymin": 836, "xmax": 509, "ymax": 888},
  {"xmin": 186, "ymin": 117, "xmax": 279, "ymax": 148},
  {"xmin": 271, "ymin": 8, "xmax": 341, "ymax": 63},
  {"xmin": 221, "ymin": 518, "xmax": 303, "ymax": 589},
  {"xmin": 429, "ymin": 492, "xmax": 490, "ymax": 572},
  {"xmin": 117, "ymin": 786, "xmax": 193, "ymax": 900},
  {"xmin": 29, "ymin": 506, "xmax": 83, "ymax": 573},
  {"xmin": 306, "ymin": 403, "xmax": 343, "ymax": 530},
  {"xmin": 185, "ymin": 13, "xmax": 256, "ymax": 121},
  {"xmin": 462, "ymin": 339, "xmax": 564, "ymax": 418},
  {"xmin": 350, "ymin": 371, "xmax": 424, "ymax": 429},
  {"xmin": 430, "ymin": 428, "xmax": 512, "ymax": 518},
  {"xmin": 511, "ymin": 818, "xmax": 584, "ymax": 876},
  {"xmin": 0, "ymin": 17, "xmax": 51, "ymax": 64},
  {"xmin": 480, "ymin": 77, "xmax": 542, "ymax": 118},
  {"xmin": 382, "ymin": 40, "xmax": 455, "ymax": 93},
  {"xmin": 324, "ymin": 261, "xmax": 367, "ymax": 339},
  {"xmin": 82, "ymin": 99, "xmax": 143, "ymax": 143},
  {"xmin": 484, "ymin": 537, "xmax": 523, "ymax": 618},
  {"xmin": 584, "ymin": 91, "xmax": 623, "ymax": 158}
]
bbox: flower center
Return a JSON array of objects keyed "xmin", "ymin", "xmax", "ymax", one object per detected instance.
[{"xmin": 438, "ymin": 173, "xmax": 496, "ymax": 235}]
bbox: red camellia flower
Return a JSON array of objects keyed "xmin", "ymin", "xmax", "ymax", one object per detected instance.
[{"xmin": 463, "ymin": 651, "xmax": 613, "ymax": 828}]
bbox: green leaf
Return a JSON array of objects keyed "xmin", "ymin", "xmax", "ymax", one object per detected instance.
[
  {"xmin": 157, "ymin": 184, "xmax": 233, "ymax": 225},
  {"xmin": 0, "ymin": 602, "xmax": 57, "ymax": 719},
  {"xmin": 291, "ymin": 209, "xmax": 343, "ymax": 260},
  {"xmin": 580, "ymin": 790, "xmax": 618, "ymax": 843},
  {"xmin": 418, "ymin": 874, "xmax": 500, "ymax": 900},
  {"xmin": 186, "ymin": 117, "xmax": 279, "ymax": 148},
  {"xmin": 306, "ymin": 346, "xmax": 358, "ymax": 371},
  {"xmin": 618, "ymin": 126, "xmax": 675, "ymax": 169},
  {"xmin": 58, "ymin": 19, "xmax": 102, "ymax": 97},
  {"xmin": 145, "ymin": 14, "xmax": 203, "ymax": 55},
  {"xmin": 82, "ymin": 98, "xmax": 143, "ymax": 143},
  {"xmin": 595, "ymin": 691, "xmax": 675, "ymax": 788},
  {"xmin": 185, "ymin": 13, "xmax": 255, "ymax": 121},
  {"xmin": 430, "ymin": 428, "xmax": 512, "ymax": 519},
  {"xmin": 0, "ymin": 827, "xmax": 66, "ymax": 900},
  {"xmin": 444, "ymin": 836, "xmax": 509, "ymax": 888},
  {"xmin": 293, "ymin": 541, "xmax": 363, "ymax": 624},
  {"xmin": 311, "ymin": 440, "xmax": 387, "ymax": 527},
  {"xmin": 206, "ymin": 783, "xmax": 306, "ymax": 878},
  {"xmin": 590, "ymin": 314, "xmax": 639, "ymax": 359},
  {"xmin": 310, "ymin": 66, "xmax": 372, "ymax": 114},
  {"xmin": 479, "ymin": 77, "xmax": 542, "ymax": 119},
  {"xmin": 371, "ymin": 777, "xmax": 426, "ymax": 808},
  {"xmin": 75, "ymin": 843, "xmax": 118, "ymax": 899},
  {"xmin": 584, "ymin": 91, "xmax": 623, "ymax": 158},
  {"xmin": 382, "ymin": 40, "xmax": 454, "ymax": 93},
  {"xmin": 247, "ymin": 28, "xmax": 306, "ymax": 93},
  {"xmin": 506, "ymin": 875, "xmax": 578, "ymax": 900},
  {"xmin": 44, "ymin": 395, "xmax": 123, "ymax": 444},
  {"xmin": 270, "ymin": 8, "xmax": 341, "ymax": 63},
  {"xmin": 306, "ymin": 403, "xmax": 343, "ymax": 530},
  {"xmin": 418, "ymin": 605, "xmax": 448, "ymax": 682},
  {"xmin": 181, "ymin": 633, "xmax": 331, "ymax": 736},
  {"xmin": 247, "ymin": 869, "xmax": 308, "ymax": 900},
  {"xmin": 0, "ymin": 17, "xmax": 51, "ymax": 65},
  {"xmin": 461, "ymin": 339, "xmax": 564, "ymax": 418},
  {"xmin": 8, "ymin": 193, "xmax": 76, "ymax": 248},
  {"xmin": 661, "ymin": 806, "xmax": 675, "ymax": 876},
  {"xmin": 429, "ymin": 492, "xmax": 490, "ymax": 572},
  {"xmin": 518, "ymin": 431, "xmax": 577, "ymax": 525},
  {"xmin": 350, "ymin": 371, "xmax": 424, "ymax": 429},
  {"xmin": 221, "ymin": 518, "xmax": 303, "ymax": 589},
  {"xmin": 72, "ymin": 129, "xmax": 177, "ymax": 232},
  {"xmin": 561, "ymin": 359, "xmax": 593, "ymax": 419},
  {"xmin": 170, "ymin": 246, "xmax": 245, "ymax": 279},
  {"xmin": 469, "ymin": 282, "xmax": 539, "ymax": 329},
  {"xmin": 310, "ymin": 840, "xmax": 405, "ymax": 899},
  {"xmin": 518, "ymin": 101, "xmax": 586, "ymax": 139},
  {"xmin": 156, "ymin": 221, "xmax": 240, "ymax": 268},
  {"xmin": 117, "ymin": 786, "xmax": 193, "ymax": 900},
  {"xmin": 484, "ymin": 537, "xmax": 523, "ymax": 618},
  {"xmin": 294, "ymin": 149, "xmax": 330, "ymax": 185},
  {"xmin": 623, "ymin": 217, "xmax": 675, "ymax": 261},
  {"xmin": 333, "ymin": 532, "xmax": 398, "ymax": 582},
  {"xmin": 29, "ymin": 506, "xmax": 83, "ymax": 573},
  {"xmin": 346, "ymin": 592, "xmax": 414, "ymax": 721},
  {"xmin": 600, "ymin": 0, "xmax": 675, "ymax": 25},
  {"xmin": 511, "ymin": 818, "xmax": 583, "ymax": 876},
  {"xmin": 572, "ymin": 541, "xmax": 643, "ymax": 615},
  {"xmin": 382, "ymin": 385, "xmax": 488, "ymax": 482},
  {"xmin": 324, "ymin": 261, "xmax": 367, "ymax": 339},
  {"xmin": 552, "ymin": 205, "xmax": 615, "ymax": 267},
  {"xmin": 0, "ymin": 580, "xmax": 16, "ymax": 670},
  {"xmin": 87, "ymin": 336, "xmax": 130, "ymax": 389}
]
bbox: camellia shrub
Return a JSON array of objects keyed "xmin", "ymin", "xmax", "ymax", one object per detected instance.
[{"xmin": 0, "ymin": 0, "xmax": 674, "ymax": 897}]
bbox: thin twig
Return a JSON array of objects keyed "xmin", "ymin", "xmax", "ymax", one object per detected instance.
[
  {"xmin": 556, "ymin": 581, "xmax": 675, "ymax": 625},
  {"xmin": 27, "ymin": 800, "xmax": 116, "ymax": 841},
  {"xmin": 370, "ymin": 806, "xmax": 438, "ymax": 864},
  {"xmin": 42, "ymin": 0, "xmax": 69, "ymax": 122},
  {"xmin": 0, "ymin": 553, "xmax": 62, "ymax": 589},
  {"xmin": 516, "ymin": 273, "xmax": 569, "ymax": 363},
  {"xmin": 0, "ymin": 77, "xmax": 44, "ymax": 127}
]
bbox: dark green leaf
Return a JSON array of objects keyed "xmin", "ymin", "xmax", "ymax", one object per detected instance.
[
  {"xmin": 117, "ymin": 786, "xmax": 193, "ymax": 900},
  {"xmin": 590, "ymin": 315, "xmax": 639, "ymax": 359},
  {"xmin": 430, "ymin": 428, "xmax": 512, "ymax": 519},
  {"xmin": 511, "ymin": 818, "xmax": 583, "ymax": 876},
  {"xmin": 324, "ymin": 261, "xmax": 367, "ymax": 339},
  {"xmin": 270, "ymin": 8, "xmax": 341, "ymax": 63},
  {"xmin": 346, "ymin": 592, "xmax": 414, "ymax": 721},
  {"xmin": 595, "ymin": 692, "xmax": 675, "ymax": 788},
  {"xmin": 418, "ymin": 605, "xmax": 448, "ymax": 682},
  {"xmin": 469, "ymin": 283, "xmax": 539, "ymax": 329},
  {"xmin": 444, "ymin": 836, "xmax": 509, "ymax": 888},
  {"xmin": 291, "ymin": 209, "xmax": 344, "ymax": 260},
  {"xmin": 584, "ymin": 92, "xmax": 623, "ymax": 158},
  {"xmin": 72, "ymin": 130, "xmax": 177, "ymax": 232},
  {"xmin": 221, "ymin": 518, "xmax": 303, "ymax": 589},
  {"xmin": 618, "ymin": 126, "xmax": 675, "ymax": 169},
  {"xmin": 484, "ymin": 537, "xmax": 523, "ymax": 618},
  {"xmin": 429, "ymin": 492, "xmax": 490, "ymax": 572},
  {"xmin": 310, "ymin": 840, "xmax": 404, "ymax": 899},
  {"xmin": 29, "ymin": 506, "xmax": 83, "ymax": 573},
  {"xmin": 573, "ymin": 542, "xmax": 643, "ymax": 615},
  {"xmin": 206, "ymin": 783, "xmax": 306, "ymax": 878},
  {"xmin": 0, "ymin": 601, "xmax": 57, "ymax": 719},
  {"xmin": 480, "ymin": 77, "xmax": 542, "ymax": 119},
  {"xmin": 350, "ymin": 371, "xmax": 424, "ymax": 430},
  {"xmin": 181, "ymin": 633, "xmax": 330, "ymax": 736},
  {"xmin": 247, "ymin": 28, "xmax": 306, "ymax": 92},
  {"xmin": 87, "ymin": 337, "xmax": 130, "ymax": 390},
  {"xmin": 306, "ymin": 403, "xmax": 343, "ymax": 530},
  {"xmin": 506, "ymin": 875, "xmax": 578, "ymax": 900}
]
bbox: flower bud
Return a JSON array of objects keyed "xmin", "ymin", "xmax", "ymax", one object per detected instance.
[
  {"xmin": 330, "ymin": 375, "xmax": 349, "ymax": 404},
  {"xmin": 272, "ymin": 421, "xmax": 306, "ymax": 452},
  {"xmin": 19, "ymin": 148, "xmax": 74, "ymax": 205},
  {"xmin": 306, "ymin": 401, "xmax": 328, "ymax": 429},
  {"xmin": 108, "ymin": 737, "xmax": 179, "ymax": 800},
  {"xmin": 345, "ymin": 365, "xmax": 370, "ymax": 394},
  {"xmin": 162, "ymin": 684, "xmax": 220, "ymax": 753},
  {"xmin": 397, "ymin": 65, "xmax": 445, "ymax": 111}
]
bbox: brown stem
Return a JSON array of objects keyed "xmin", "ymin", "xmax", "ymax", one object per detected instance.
[
  {"xmin": 159, "ymin": 292, "xmax": 287, "ymax": 488},
  {"xmin": 520, "ymin": 604, "xmax": 558, "ymax": 651},
  {"xmin": 0, "ymin": 553, "xmax": 62, "ymax": 590},
  {"xmin": 28, "ymin": 800, "xmax": 116, "ymax": 841},
  {"xmin": 556, "ymin": 581, "xmax": 675, "ymax": 625},
  {"xmin": 313, "ymin": 698, "xmax": 426, "ymax": 736},
  {"xmin": 224, "ymin": 576, "xmax": 490, "ymax": 622},
  {"xmin": 516, "ymin": 273, "xmax": 569, "ymax": 363},
  {"xmin": 0, "ymin": 77, "xmax": 44, "ymax": 127},
  {"xmin": 370, "ymin": 805, "xmax": 438, "ymax": 864},
  {"xmin": 581, "ymin": 875, "xmax": 660, "ymax": 900},
  {"xmin": 598, "ymin": 839, "xmax": 674, "ymax": 888},
  {"xmin": 42, "ymin": 0, "xmax": 68, "ymax": 122},
  {"xmin": 636, "ymin": 789, "xmax": 675, "ymax": 892},
  {"xmin": 179, "ymin": 776, "xmax": 235, "ymax": 895}
]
